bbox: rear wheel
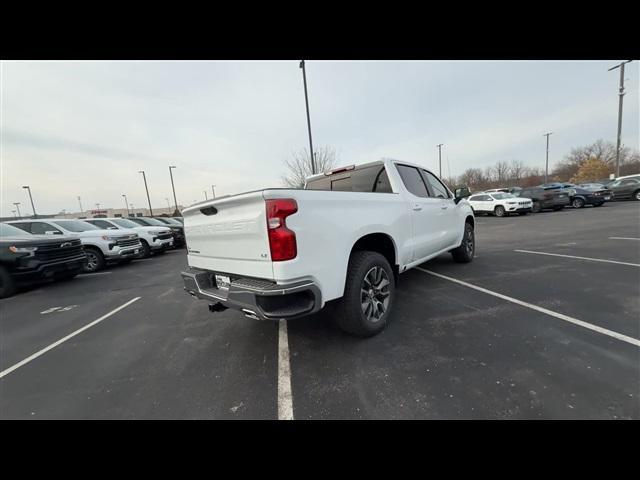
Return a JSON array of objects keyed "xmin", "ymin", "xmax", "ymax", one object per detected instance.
[
  {"xmin": 494, "ymin": 205, "xmax": 506, "ymax": 217},
  {"xmin": 572, "ymin": 198, "xmax": 585, "ymax": 208},
  {"xmin": 634, "ymin": 189, "xmax": 640, "ymax": 201},
  {"xmin": 334, "ymin": 251, "xmax": 395, "ymax": 337},
  {"xmin": 0, "ymin": 265, "xmax": 17, "ymax": 299},
  {"xmin": 532, "ymin": 202, "xmax": 542, "ymax": 213},
  {"xmin": 451, "ymin": 222, "xmax": 475, "ymax": 263},
  {"xmin": 83, "ymin": 248, "xmax": 105, "ymax": 273}
]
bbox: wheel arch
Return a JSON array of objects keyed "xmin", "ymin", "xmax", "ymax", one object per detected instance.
[{"xmin": 348, "ymin": 232, "xmax": 399, "ymax": 287}]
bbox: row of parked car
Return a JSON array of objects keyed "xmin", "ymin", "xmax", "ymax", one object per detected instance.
[
  {"xmin": 466, "ymin": 175, "xmax": 640, "ymax": 216},
  {"xmin": 0, "ymin": 216, "xmax": 185, "ymax": 298}
]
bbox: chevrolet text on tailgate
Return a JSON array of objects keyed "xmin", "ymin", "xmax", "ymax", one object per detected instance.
[{"xmin": 181, "ymin": 159, "xmax": 475, "ymax": 337}]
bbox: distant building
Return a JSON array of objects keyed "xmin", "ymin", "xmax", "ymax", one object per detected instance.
[{"xmin": 56, "ymin": 206, "xmax": 185, "ymax": 219}]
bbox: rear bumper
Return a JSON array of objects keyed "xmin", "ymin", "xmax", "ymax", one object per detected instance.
[{"xmin": 181, "ymin": 267, "xmax": 322, "ymax": 320}]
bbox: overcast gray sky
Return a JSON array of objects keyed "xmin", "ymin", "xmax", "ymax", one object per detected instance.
[{"xmin": 1, "ymin": 60, "xmax": 638, "ymax": 215}]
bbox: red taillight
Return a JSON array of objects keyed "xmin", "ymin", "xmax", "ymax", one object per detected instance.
[{"xmin": 265, "ymin": 199, "xmax": 297, "ymax": 261}]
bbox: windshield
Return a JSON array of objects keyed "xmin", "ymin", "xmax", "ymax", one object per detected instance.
[
  {"xmin": 491, "ymin": 193, "xmax": 514, "ymax": 199},
  {"xmin": 52, "ymin": 220, "xmax": 100, "ymax": 232},
  {"xmin": 0, "ymin": 223, "xmax": 31, "ymax": 237},
  {"xmin": 157, "ymin": 217, "xmax": 181, "ymax": 225},
  {"xmin": 112, "ymin": 218, "xmax": 141, "ymax": 229},
  {"xmin": 135, "ymin": 217, "xmax": 166, "ymax": 226}
]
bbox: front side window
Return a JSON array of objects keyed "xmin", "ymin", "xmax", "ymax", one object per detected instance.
[
  {"xmin": 422, "ymin": 170, "xmax": 451, "ymax": 199},
  {"xmin": 112, "ymin": 218, "xmax": 141, "ymax": 229},
  {"xmin": 89, "ymin": 220, "xmax": 117, "ymax": 229},
  {"xmin": 490, "ymin": 193, "xmax": 514, "ymax": 200},
  {"xmin": 396, "ymin": 165, "xmax": 429, "ymax": 198},
  {"xmin": 30, "ymin": 222, "xmax": 62, "ymax": 235}
]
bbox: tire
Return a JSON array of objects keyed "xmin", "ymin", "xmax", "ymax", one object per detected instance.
[
  {"xmin": 494, "ymin": 205, "xmax": 506, "ymax": 217},
  {"xmin": 572, "ymin": 198, "xmax": 585, "ymax": 209},
  {"xmin": 139, "ymin": 240, "xmax": 151, "ymax": 258},
  {"xmin": 334, "ymin": 251, "xmax": 395, "ymax": 338},
  {"xmin": 532, "ymin": 202, "xmax": 542, "ymax": 213},
  {"xmin": 83, "ymin": 247, "xmax": 105, "ymax": 273},
  {"xmin": 0, "ymin": 265, "xmax": 17, "ymax": 299},
  {"xmin": 451, "ymin": 222, "xmax": 475, "ymax": 263},
  {"xmin": 633, "ymin": 189, "xmax": 640, "ymax": 201}
]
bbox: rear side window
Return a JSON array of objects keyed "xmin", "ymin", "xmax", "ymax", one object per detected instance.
[
  {"xmin": 9, "ymin": 223, "xmax": 31, "ymax": 233},
  {"xmin": 306, "ymin": 164, "xmax": 393, "ymax": 193},
  {"xmin": 396, "ymin": 165, "xmax": 429, "ymax": 197},
  {"xmin": 469, "ymin": 195, "xmax": 483, "ymax": 201}
]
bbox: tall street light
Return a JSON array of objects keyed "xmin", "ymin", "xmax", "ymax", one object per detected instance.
[
  {"xmin": 11, "ymin": 210, "xmax": 17, "ymax": 218},
  {"xmin": 139, "ymin": 170, "xmax": 153, "ymax": 216},
  {"xmin": 122, "ymin": 194, "xmax": 130, "ymax": 216},
  {"xmin": 211, "ymin": 185, "xmax": 216, "ymax": 199},
  {"xmin": 608, "ymin": 60, "xmax": 633, "ymax": 178},
  {"xmin": 437, "ymin": 144, "xmax": 444, "ymax": 178},
  {"xmin": 299, "ymin": 60, "xmax": 316, "ymax": 175},
  {"xmin": 77, "ymin": 196, "xmax": 84, "ymax": 214},
  {"xmin": 22, "ymin": 186, "xmax": 37, "ymax": 218},
  {"xmin": 13, "ymin": 202, "xmax": 22, "ymax": 219},
  {"xmin": 204, "ymin": 191, "xmax": 208, "ymax": 200},
  {"xmin": 543, "ymin": 132, "xmax": 553, "ymax": 184},
  {"xmin": 168, "ymin": 165, "xmax": 179, "ymax": 216}
]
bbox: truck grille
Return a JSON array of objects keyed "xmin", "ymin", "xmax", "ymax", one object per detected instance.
[
  {"xmin": 116, "ymin": 237, "xmax": 140, "ymax": 248},
  {"xmin": 35, "ymin": 240, "xmax": 85, "ymax": 261},
  {"xmin": 158, "ymin": 233, "xmax": 173, "ymax": 240}
]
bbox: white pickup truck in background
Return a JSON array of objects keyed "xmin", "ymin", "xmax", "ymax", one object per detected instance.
[{"xmin": 181, "ymin": 159, "xmax": 474, "ymax": 337}]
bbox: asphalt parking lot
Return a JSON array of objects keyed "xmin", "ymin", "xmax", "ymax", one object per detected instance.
[{"xmin": 1, "ymin": 202, "xmax": 639, "ymax": 419}]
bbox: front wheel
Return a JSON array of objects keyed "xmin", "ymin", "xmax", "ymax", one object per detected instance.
[
  {"xmin": 334, "ymin": 251, "xmax": 395, "ymax": 337},
  {"xmin": 572, "ymin": 198, "xmax": 585, "ymax": 208},
  {"xmin": 633, "ymin": 189, "xmax": 640, "ymax": 201},
  {"xmin": 83, "ymin": 248, "xmax": 105, "ymax": 273},
  {"xmin": 494, "ymin": 205, "xmax": 506, "ymax": 217},
  {"xmin": 451, "ymin": 222, "xmax": 475, "ymax": 263},
  {"xmin": 532, "ymin": 202, "xmax": 542, "ymax": 213}
]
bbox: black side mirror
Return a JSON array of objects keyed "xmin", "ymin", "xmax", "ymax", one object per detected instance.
[{"xmin": 454, "ymin": 186, "xmax": 471, "ymax": 204}]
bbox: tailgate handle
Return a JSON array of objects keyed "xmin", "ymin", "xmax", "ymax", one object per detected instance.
[{"xmin": 200, "ymin": 206, "xmax": 218, "ymax": 216}]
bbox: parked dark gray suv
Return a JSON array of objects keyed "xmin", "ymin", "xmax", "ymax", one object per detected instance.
[{"xmin": 514, "ymin": 187, "xmax": 570, "ymax": 213}]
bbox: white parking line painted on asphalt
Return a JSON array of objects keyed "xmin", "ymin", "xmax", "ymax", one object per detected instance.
[
  {"xmin": 79, "ymin": 271, "xmax": 113, "ymax": 276},
  {"xmin": 514, "ymin": 249, "xmax": 640, "ymax": 267},
  {"xmin": 0, "ymin": 297, "xmax": 141, "ymax": 379},
  {"xmin": 278, "ymin": 319, "xmax": 294, "ymax": 420},
  {"xmin": 609, "ymin": 237, "xmax": 640, "ymax": 241},
  {"xmin": 416, "ymin": 268, "xmax": 640, "ymax": 348}
]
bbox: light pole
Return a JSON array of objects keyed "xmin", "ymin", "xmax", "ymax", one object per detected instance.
[
  {"xmin": 299, "ymin": 60, "xmax": 316, "ymax": 175},
  {"xmin": 22, "ymin": 186, "xmax": 37, "ymax": 218},
  {"xmin": 608, "ymin": 60, "xmax": 633, "ymax": 178},
  {"xmin": 437, "ymin": 144, "xmax": 444, "ymax": 178},
  {"xmin": 204, "ymin": 191, "xmax": 208, "ymax": 200},
  {"xmin": 95, "ymin": 203, "xmax": 101, "ymax": 211},
  {"xmin": 61, "ymin": 209, "xmax": 67, "ymax": 219},
  {"xmin": 543, "ymin": 132, "xmax": 553, "ymax": 184},
  {"xmin": 77, "ymin": 196, "xmax": 84, "ymax": 214},
  {"xmin": 130, "ymin": 203, "xmax": 134, "ymax": 216},
  {"xmin": 139, "ymin": 170, "xmax": 153, "ymax": 216},
  {"xmin": 11, "ymin": 210, "xmax": 17, "ymax": 218},
  {"xmin": 122, "ymin": 194, "xmax": 130, "ymax": 216},
  {"xmin": 211, "ymin": 185, "xmax": 216, "ymax": 198},
  {"xmin": 13, "ymin": 202, "xmax": 22, "ymax": 219},
  {"xmin": 168, "ymin": 166, "xmax": 179, "ymax": 216}
]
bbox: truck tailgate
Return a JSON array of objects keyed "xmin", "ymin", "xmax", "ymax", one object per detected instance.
[{"xmin": 182, "ymin": 191, "xmax": 274, "ymax": 280}]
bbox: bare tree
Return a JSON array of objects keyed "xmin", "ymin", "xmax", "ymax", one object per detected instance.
[
  {"xmin": 508, "ymin": 159, "xmax": 527, "ymax": 183},
  {"xmin": 282, "ymin": 146, "xmax": 338, "ymax": 188}
]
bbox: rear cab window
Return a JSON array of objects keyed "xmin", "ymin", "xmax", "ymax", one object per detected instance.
[{"xmin": 305, "ymin": 163, "xmax": 394, "ymax": 193}]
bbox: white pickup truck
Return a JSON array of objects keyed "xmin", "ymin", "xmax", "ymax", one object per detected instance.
[{"xmin": 181, "ymin": 159, "xmax": 474, "ymax": 337}]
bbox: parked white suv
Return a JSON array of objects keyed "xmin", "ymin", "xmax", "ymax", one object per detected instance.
[
  {"xmin": 180, "ymin": 159, "xmax": 475, "ymax": 337},
  {"xmin": 468, "ymin": 192, "xmax": 533, "ymax": 216},
  {"xmin": 84, "ymin": 218, "xmax": 173, "ymax": 258},
  {"xmin": 7, "ymin": 219, "xmax": 142, "ymax": 272}
]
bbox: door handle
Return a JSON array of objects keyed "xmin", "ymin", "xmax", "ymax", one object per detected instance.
[{"xmin": 413, "ymin": 204, "xmax": 422, "ymax": 211}]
